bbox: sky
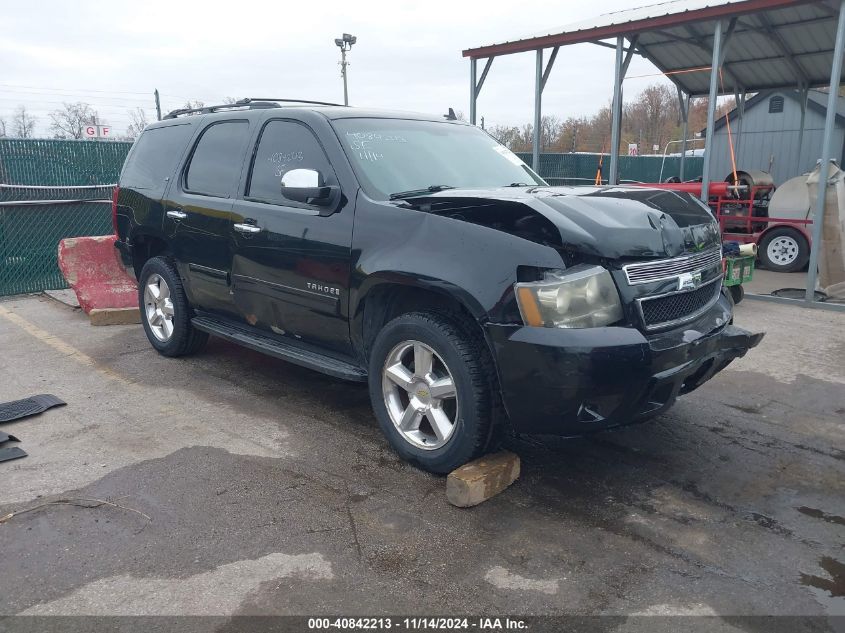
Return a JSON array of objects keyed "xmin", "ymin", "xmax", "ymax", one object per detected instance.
[{"xmin": 0, "ymin": 0, "xmax": 678, "ymax": 137}]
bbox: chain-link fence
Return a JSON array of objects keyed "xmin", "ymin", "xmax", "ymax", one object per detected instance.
[
  {"xmin": 515, "ymin": 152, "xmax": 705, "ymax": 185},
  {"xmin": 0, "ymin": 139, "xmax": 132, "ymax": 297},
  {"xmin": 0, "ymin": 184, "xmax": 115, "ymax": 296}
]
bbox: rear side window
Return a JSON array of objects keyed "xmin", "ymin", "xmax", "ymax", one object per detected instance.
[
  {"xmin": 247, "ymin": 120, "xmax": 334, "ymax": 205},
  {"xmin": 120, "ymin": 124, "xmax": 192, "ymax": 195},
  {"xmin": 185, "ymin": 121, "xmax": 250, "ymax": 197}
]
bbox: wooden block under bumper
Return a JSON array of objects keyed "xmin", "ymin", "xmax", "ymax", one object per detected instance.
[
  {"xmin": 446, "ymin": 451, "xmax": 520, "ymax": 508},
  {"xmin": 89, "ymin": 307, "xmax": 141, "ymax": 326}
]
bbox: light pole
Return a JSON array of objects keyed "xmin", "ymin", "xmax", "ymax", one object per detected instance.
[{"xmin": 334, "ymin": 33, "xmax": 356, "ymax": 106}]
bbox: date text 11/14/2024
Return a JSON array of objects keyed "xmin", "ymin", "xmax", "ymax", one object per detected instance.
[{"xmin": 307, "ymin": 617, "xmax": 528, "ymax": 630}]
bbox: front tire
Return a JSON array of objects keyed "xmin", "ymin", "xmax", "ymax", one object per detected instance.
[
  {"xmin": 368, "ymin": 312, "xmax": 496, "ymax": 474},
  {"xmin": 138, "ymin": 256, "xmax": 208, "ymax": 357}
]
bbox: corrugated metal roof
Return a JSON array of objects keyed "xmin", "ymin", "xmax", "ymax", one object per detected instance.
[
  {"xmin": 463, "ymin": 0, "xmax": 840, "ymax": 96},
  {"xmin": 524, "ymin": 0, "xmax": 753, "ymax": 42}
]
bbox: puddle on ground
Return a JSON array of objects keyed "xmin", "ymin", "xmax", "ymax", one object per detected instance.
[
  {"xmin": 800, "ymin": 557, "xmax": 845, "ymax": 615},
  {"xmin": 797, "ymin": 506, "xmax": 845, "ymax": 527}
]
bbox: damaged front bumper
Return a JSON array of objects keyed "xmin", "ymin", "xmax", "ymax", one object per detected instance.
[{"xmin": 486, "ymin": 293, "xmax": 764, "ymax": 436}]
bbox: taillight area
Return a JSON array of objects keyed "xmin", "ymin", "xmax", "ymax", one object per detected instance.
[{"xmin": 111, "ymin": 186, "xmax": 120, "ymax": 235}]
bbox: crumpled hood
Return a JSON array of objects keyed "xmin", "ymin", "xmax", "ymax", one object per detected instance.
[{"xmin": 415, "ymin": 185, "xmax": 720, "ymax": 259}]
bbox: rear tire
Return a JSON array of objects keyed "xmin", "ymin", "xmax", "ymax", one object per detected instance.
[
  {"xmin": 368, "ymin": 312, "xmax": 496, "ymax": 474},
  {"xmin": 759, "ymin": 227, "xmax": 809, "ymax": 273},
  {"xmin": 138, "ymin": 256, "xmax": 208, "ymax": 357}
]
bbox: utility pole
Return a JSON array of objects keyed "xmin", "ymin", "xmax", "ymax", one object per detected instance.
[
  {"xmin": 334, "ymin": 34, "xmax": 357, "ymax": 106},
  {"xmin": 154, "ymin": 89, "xmax": 162, "ymax": 121}
]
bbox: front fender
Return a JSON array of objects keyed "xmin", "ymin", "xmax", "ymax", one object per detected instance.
[
  {"xmin": 349, "ymin": 194, "xmax": 565, "ymax": 360},
  {"xmin": 351, "ymin": 197, "xmax": 564, "ymax": 320}
]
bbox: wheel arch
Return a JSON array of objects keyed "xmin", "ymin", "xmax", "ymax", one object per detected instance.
[
  {"xmin": 352, "ymin": 275, "xmax": 489, "ymax": 364},
  {"xmin": 758, "ymin": 221, "xmax": 812, "ymax": 246},
  {"xmin": 129, "ymin": 228, "xmax": 171, "ymax": 278}
]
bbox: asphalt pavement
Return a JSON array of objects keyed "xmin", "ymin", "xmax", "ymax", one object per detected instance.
[{"xmin": 0, "ymin": 293, "xmax": 842, "ymax": 628}]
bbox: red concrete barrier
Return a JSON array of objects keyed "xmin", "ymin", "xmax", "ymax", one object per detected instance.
[{"xmin": 57, "ymin": 235, "xmax": 138, "ymax": 315}]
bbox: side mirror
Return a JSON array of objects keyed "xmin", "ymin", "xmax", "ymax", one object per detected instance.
[{"xmin": 280, "ymin": 168, "xmax": 338, "ymax": 209}]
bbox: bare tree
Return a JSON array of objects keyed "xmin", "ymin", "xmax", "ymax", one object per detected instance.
[
  {"xmin": 488, "ymin": 124, "xmax": 522, "ymax": 149},
  {"xmin": 476, "ymin": 82, "xmax": 741, "ymax": 159},
  {"xmin": 180, "ymin": 100, "xmax": 205, "ymax": 115},
  {"xmin": 12, "ymin": 106, "xmax": 37, "ymax": 138},
  {"xmin": 623, "ymin": 85, "xmax": 678, "ymax": 153},
  {"xmin": 49, "ymin": 102, "xmax": 98, "ymax": 139},
  {"xmin": 222, "ymin": 96, "xmax": 240, "ymax": 104},
  {"xmin": 0, "ymin": 116, "xmax": 7, "ymax": 137},
  {"xmin": 125, "ymin": 107, "xmax": 149, "ymax": 139},
  {"xmin": 540, "ymin": 114, "xmax": 564, "ymax": 150}
]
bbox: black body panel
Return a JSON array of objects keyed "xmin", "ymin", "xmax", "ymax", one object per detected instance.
[
  {"xmin": 228, "ymin": 115, "xmax": 356, "ymax": 355},
  {"xmin": 114, "ymin": 105, "xmax": 763, "ymax": 438}
]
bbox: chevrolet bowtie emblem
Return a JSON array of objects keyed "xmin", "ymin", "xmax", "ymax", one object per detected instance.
[{"xmin": 678, "ymin": 271, "xmax": 702, "ymax": 291}]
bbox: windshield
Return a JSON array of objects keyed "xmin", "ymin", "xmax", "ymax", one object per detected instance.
[{"xmin": 331, "ymin": 118, "xmax": 546, "ymax": 200}]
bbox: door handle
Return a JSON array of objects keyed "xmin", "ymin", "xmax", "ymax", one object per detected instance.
[
  {"xmin": 233, "ymin": 223, "xmax": 262, "ymax": 234},
  {"xmin": 166, "ymin": 209, "xmax": 187, "ymax": 220}
]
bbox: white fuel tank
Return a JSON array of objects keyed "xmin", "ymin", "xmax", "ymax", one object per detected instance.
[{"xmin": 768, "ymin": 173, "xmax": 811, "ymax": 220}]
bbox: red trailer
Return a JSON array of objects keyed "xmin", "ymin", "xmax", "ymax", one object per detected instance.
[{"xmin": 634, "ymin": 172, "xmax": 812, "ymax": 273}]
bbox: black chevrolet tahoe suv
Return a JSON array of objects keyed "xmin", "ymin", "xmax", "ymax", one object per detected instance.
[{"xmin": 114, "ymin": 98, "xmax": 763, "ymax": 473}]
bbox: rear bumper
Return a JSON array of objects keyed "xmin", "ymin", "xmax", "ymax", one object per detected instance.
[{"xmin": 486, "ymin": 294, "xmax": 764, "ymax": 435}]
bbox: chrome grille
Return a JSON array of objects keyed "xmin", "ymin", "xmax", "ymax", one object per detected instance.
[
  {"xmin": 637, "ymin": 277, "xmax": 723, "ymax": 331},
  {"xmin": 623, "ymin": 247, "xmax": 722, "ymax": 285}
]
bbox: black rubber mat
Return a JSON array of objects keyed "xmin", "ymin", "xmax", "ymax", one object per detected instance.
[
  {"xmin": 0, "ymin": 394, "xmax": 65, "ymax": 423},
  {"xmin": 0, "ymin": 446, "xmax": 27, "ymax": 463},
  {"xmin": 0, "ymin": 430, "xmax": 19, "ymax": 444}
]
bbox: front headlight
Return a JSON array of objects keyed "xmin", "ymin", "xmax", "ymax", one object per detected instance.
[{"xmin": 514, "ymin": 265, "xmax": 624, "ymax": 328}]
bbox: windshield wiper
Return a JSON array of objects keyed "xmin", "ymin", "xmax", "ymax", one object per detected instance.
[
  {"xmin": 389, "ymin": 185, "xmax": 456, "ymax": 200},
  {"xmin": 505, "ymin": 182, "xmax": 531, "ymax": 187}
]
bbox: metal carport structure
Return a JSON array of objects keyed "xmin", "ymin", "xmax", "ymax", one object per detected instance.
[{"xmin": 463, "ymin": 0, "xmax": 845, "ymax": 304}]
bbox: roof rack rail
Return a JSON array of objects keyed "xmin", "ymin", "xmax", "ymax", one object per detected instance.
[{"xmin": 163, "ymin": 97, "xmax": 346, "ymax": 119}]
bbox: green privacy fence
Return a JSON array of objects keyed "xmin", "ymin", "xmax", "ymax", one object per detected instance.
[
  {"xmin": 0, "ymin": 139, "xmax": 130, "ymax": 296},
  {"xmin": 0, "ymin": 139, "xmax": 133, "ymax": 186},
  {"xmin": 0, "ymin": 185, "xmax": 115, "ymax": 296},
  {"xmin": 515, "ymin": 152, "xmax": 704, "ymax": 185}
]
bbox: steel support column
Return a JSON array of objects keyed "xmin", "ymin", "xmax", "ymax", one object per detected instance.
[
  {"xmin": 733, "ymin": 87, "xmax": 746, "ymax": 158},
  {"xmin": 529, "ymin": 47, "xmax": 559, "ymax": 171},
  {"xmin": 607, "ymin": 35, "xmax": 639, "ymax": 185},
  {"xmin": 678, "ymin": 87, "xmax": 689, "ymax": 181},
  {"xmin": 609, "ymin": 37, "xmax": 625, "ymax": 185},
  {"xmin": 469, "ymin": 58, "xmax": 477, "ymax": 125},
  {"xmin": 470, "ymin": 57, "xmax": 494, "ymax": 127},
  {"xmin": 532, "ymin": 49, "xmax": 543, "ymax": 171},
  {"xmin": 796, "ymin": 86, "xmax": 809, "ymax": 174},
  {"xmin": 806, "ymin": 0, "xmax": 845, "ymax": 301},
  {"xmin": 701, "ymin": 20, "xmax": 724, "ymax": 201}
]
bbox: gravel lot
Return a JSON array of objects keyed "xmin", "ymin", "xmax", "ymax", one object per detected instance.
[{"xmin": 0, "ymin": 293, "xmax": 843, "ymax": 628}]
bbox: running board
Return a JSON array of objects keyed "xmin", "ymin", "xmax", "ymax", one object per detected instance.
[{"xmin": 191, "ymin": 315, "xmax": 367, "ymax": 382}]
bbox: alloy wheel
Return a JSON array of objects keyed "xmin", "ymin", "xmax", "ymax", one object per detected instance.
[
  {"xmin": 144, "ymin": 273, "xmax": 175, "ymax": 342},
  {"xmin": 381, "ymin": 340, "xmax": 459, "ymax": 450}
]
